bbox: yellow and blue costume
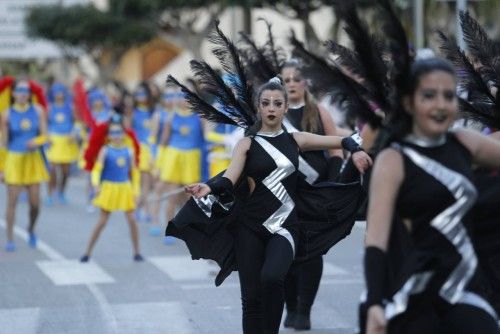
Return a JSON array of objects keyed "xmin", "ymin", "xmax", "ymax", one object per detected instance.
[
  {"xmin": 160, "ymin": 110, "xmax": 203, "ymax": 185},
  {"xmin": 46, "ymin": 103, "xmax": 79, "ymax": 164},
  {"xmin": 153, "ymin": 107, "xmax": 171, "ymax": 172},
  {"xmin": 4, "ymin": 104, "xmax": 49, "ymax": 185},
  {"xmin": 206, "ymin": 123, "xmax": 238, "ymax": 178},
  {"xmin": 131, "ymin": 107, "xmax": 153, "ymax": 173},
  {"xmin": 92, "ymin": 145, "xmax": 135, "ymax": 212}
]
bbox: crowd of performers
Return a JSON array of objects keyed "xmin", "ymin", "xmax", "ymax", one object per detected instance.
[{"xmin": 0, "ymin": 1, "xmax": 499, "ymax": 333}]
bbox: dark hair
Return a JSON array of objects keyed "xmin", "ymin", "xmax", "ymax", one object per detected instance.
[
  {"xmin": 246, "ymin": 78, "xmax": 287, "ymax": 136},
  {"xmin": 281, "ymin": 59, "xmax": 323, "ymax": 134},
  {"xmin": 403, "ymin": 57, "xmax": 456, "ymax": 97}
]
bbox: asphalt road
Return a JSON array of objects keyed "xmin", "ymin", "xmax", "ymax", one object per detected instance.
[{"xmin": 0, "ymin": 174, "xmax": 366, "ymax": 334}]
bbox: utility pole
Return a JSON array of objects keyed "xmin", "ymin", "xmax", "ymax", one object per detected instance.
[
  {"xmin": 456, "ymin": 0, "xmax": 467, "ymax": 49},
  {"xmin": 413, "ymin": 0, "xmax": 424, "ymax": 49}
]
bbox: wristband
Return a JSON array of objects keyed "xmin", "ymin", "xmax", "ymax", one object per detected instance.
[
  {"xmin": 341, "ymin": 136, "xmax": 363, "ymax": 154},
  {"xmin": 364, "ymin": 246, "xmax": 387, "ymax": 308},
  {"xmin": 205, "ymin": 176, "xmax": 234, "ymax": 197}
]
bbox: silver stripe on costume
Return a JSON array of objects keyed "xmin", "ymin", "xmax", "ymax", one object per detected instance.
[
  {"xmin": 276, "ymin": 228, "xmax": 296, "ymax": 257},
  {"xmin": 385, "ymin": 271, "xmax": 434, "ymax": 320},
  {"xmin": 194, "ymin": 195, "xmax": 232, "ymax": 218},
  {"xmin": 459, "ymin": 291, "xmax": 498, "ymax": 320},
  {"xmin": 401, "ymin": 145, "xmax": 478, "ymax": 304},
  {"xmin": 283, "ymin": 116, "xmax": 319, "ymax": 184},
  {"xmin": 254, "ymin": 136, "xmax": 296, "ymax": 234}
]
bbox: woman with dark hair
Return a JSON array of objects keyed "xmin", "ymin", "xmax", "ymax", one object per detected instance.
[
  {"xmin": 180, "ymin": 77, "xmax": 372, "ymax": 334},
  {"xmin": 0, "ymin": 80, "xmax": 49, "ymax": 251},
  {"xmin": 129, "ymin": 84, "xmax": 154, "ymax": 223},
  {"xmin": 280, "ymin": 58, "xmax": 346, "ymax": 330},
  {"xmin": 364, "ymin": 58, "xmax": 500, "ymax": 334},
  {"xmin": 80, "ymin": 114, "xmax": 143, "ymax": 262}
]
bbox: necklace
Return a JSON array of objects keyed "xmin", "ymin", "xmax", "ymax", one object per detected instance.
[
  {"xmin": 404, "ymin": 133, "xmax": 446, "ymax": 147},
  {"xmin": 257, "ymin": 129, "xmax": 284, "ymax": 137}
]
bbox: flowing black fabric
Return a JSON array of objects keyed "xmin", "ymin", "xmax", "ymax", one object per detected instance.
[{"xmin": 166, "ymin": 174, "xmax": 366, "ymax": 286}]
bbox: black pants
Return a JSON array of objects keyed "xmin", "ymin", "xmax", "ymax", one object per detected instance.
[
  {"xmin": 389, "ymin": 302, "xmax": 499, "ymax": 334},
  {"xmin": 235, "ymin": 224, "xmax": 294, "ymax": 334},
  {"xmin": 284, "ymin": 256, "xmax": 323, "ymax": 316}
]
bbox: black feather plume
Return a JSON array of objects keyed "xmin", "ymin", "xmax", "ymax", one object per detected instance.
[
  {"xmin": 290, "ymin": 34, "xmax": 382, "ymax": 128},
  {"xmin": 238, "ymin": 31, "xmax": 277, "ymax": 84},
  {"xmin": 259, "ymin": 18, "xmax": 285, "ymax": 72},
  {"xmin": 208, "ymin": 20, "xmax": 254, "ymax": 112},
  {"xmin": 166, "ymin": 75, "xmax": 245, "ymax": 127}
]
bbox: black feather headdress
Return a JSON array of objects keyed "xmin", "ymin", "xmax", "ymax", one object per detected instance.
[
  {"xmin": 167, "ymin": 21, "xmax": 257, "ymax": 130},
  {"xmin": 438, "ymin": 11, "xmax": 500, "ymax": 129},
  {"xmin": 290, "ymin": 34, "xmax": 381, "ymax": 129}
]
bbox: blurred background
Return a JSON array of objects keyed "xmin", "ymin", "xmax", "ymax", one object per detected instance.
[{"xmin": 1, "ymin": 0, "xmax": 497, "ymax": 92}]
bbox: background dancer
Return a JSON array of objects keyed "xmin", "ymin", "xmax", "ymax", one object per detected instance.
[
  {"xmin": 46, "ymin": 83, "xmax": 79, "ymax": 205},
  {"xmin": 80, "ymin": 114, "xmax": 143, "ymax": 262},
  {"xmin": 0, "ymin": 79, "xmax": 49, "ymax": 251},
  {"xmin": 158, "ymin": 86, "xmax": 205, "ymax": 245}
]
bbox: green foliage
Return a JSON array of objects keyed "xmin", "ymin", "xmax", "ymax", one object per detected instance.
[{"xmin": 26, "ymin": 3, "xmax": 156, "ymax": 51}]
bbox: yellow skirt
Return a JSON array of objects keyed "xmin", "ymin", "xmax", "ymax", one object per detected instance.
[
  {"xmin": 46, "ymin": 134, "xmax": 79, "ymax": 164},
  {"xmin": 4, "ymin": 151, "xmax": 49, "ymax": 185},
  {"xmin": 209, "ymin": 147, "xmax": 230, "ymax": 178},
  {"xmin": 78, "ymin": 140, "xmax": 88, "ymax": 170},
  {"xmin": 139, "ymin": 143, "xmax": 153, "ymax": 173},
  {"xmin": 93, "ymin": 181, "xmax": 136, "ymax": 212},
  {"xmin": 0, "ymin": 147, "xmax": 6, "ymax": 172},
  {"xmin": 160, "ymin": 147, "xmax": 201, "ymax": 185}
]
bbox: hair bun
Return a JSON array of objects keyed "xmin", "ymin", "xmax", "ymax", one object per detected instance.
[{"xmin": 268, "ymin": 77, "xmax": 282, "ymax": 85}]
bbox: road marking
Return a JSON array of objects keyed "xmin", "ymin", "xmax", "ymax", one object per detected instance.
[
  {"xmin": 36, "ymin": 260, "xmax": 115, "ymax": 286},
  {"xmin": 149, "ymin": 255, "xmax": 218, "ymax": 281},
  {"xmin": 0, "ymin": 307, "xmax": 40, "ymax": 334},
  {"xmin": 0, "ymin": 218, "xmax": 118, "ymax": 333},
  {"xmin": 111, "ymin": 302, "xmax": 192, "ymax": 334}
]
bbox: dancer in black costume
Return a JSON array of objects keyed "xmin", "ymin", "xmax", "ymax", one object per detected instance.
[
  {"xmin": 280, "ymin": 59, "xmax": 345, "ymax": 330},
  {"xmin": 185, "ymin": 78, "xmax": 371, "ymax": 334},
  {"xmin": 437, "ymin": 11, "xmax": 500, "ymax": 316},
  {"xmin": 365, "ymin": 57, "xmax": 500, "ymax": 334},
  {"xmin": 164, "ymin": 21, "xmax": 373, "ymax": 334}
]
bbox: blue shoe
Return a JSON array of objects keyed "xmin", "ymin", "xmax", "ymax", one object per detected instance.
[
  {"xmin": 149, "ymin": 226, "xmax": 162, "ymax": 237},
  {"xmin": 5, "ymin": 241, "xmax": 16, "ymax": 252},
  {"xmin": 45, "ymin": 195, "xmax": 55, "ymax": 206},
  {"xmin": 163, "ymin": 236, "xmax": 176, "ymax": 245},
  {"xmin": 133, "ymin": 254, "xmax": 144, "ymax": 262},
  {"xmin": 28, "ymin": 233, "xmax": 37, "ymax": 248},
  {"xmin": 80, "ymin": 255, "xmax": 90, "ymax": 263},
  {"xmin": 57, "ymin": 193, "xmax": 68, "ymax": 205}
]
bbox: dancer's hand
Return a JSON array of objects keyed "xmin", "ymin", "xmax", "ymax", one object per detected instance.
[
  {"xmin": 185, "ymin": 183, "xmax": 211, "ymax": 198},
  {"xmin": 352, "ymin": 151, "xmax": 373, "ymax": 174},
  {"xmin": 366, "ymin": 305, "xmax": 386, "ymax": 334}
]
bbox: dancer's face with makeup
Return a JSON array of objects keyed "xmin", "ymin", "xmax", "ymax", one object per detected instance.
[
  {"xmin": 405, "ymin": 70, "xmax": 458, "ymax": 138},
  {"xmin": 258, "ymin": 89, "xmax": 288, "ymax": 131}
]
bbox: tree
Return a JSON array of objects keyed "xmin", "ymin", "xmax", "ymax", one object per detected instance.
[{"xmin": 26, "ymin": 1, "xmax": 157, "ymax": 83}]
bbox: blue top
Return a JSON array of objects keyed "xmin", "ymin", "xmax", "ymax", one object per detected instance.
[
  {"xmin": 8, "ymin": 105, "xmax": 40, "ymax": 153},
  {"xmin": 131, "ymin": 107, "xmax": 151, "ymax": 144},
  {"xmin": 169, "ymin": 111, "xmax": 204, "ymax": 150},
  {"xmin": 101, "ymin": 146, "xmax": 131, "ymax": 183},
  {"xmin": 48, "ymin": 103, "xmax": 74, "ymax": 135},
  {"xmin": 155, "ymin": 108, "xmax": 171, "ymax": 144}
]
